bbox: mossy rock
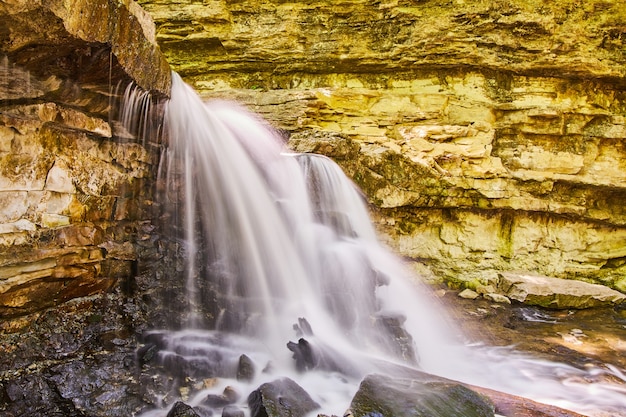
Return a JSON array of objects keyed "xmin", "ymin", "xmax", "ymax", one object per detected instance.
[{"xmin": 350, "ymin": 374, "xmax": 494, "ymax": 417}]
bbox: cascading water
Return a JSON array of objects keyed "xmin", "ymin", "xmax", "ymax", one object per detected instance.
[{"xmin": 138, "ymin": 73, "xmax": 626, "ymax": 417}]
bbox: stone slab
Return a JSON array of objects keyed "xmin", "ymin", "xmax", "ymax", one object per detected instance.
[{"xmin": 498, "ymin": 272, "xmax": 626, "ymax": 309}]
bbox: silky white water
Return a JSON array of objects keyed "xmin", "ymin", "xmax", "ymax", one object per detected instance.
[{"xmin": 141, "ymin": 73, "xmax": 626, "ymax": 417}]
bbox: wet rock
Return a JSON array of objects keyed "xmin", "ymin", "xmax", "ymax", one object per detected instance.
[
  {"xmin": 167, "ymin": 401, "xmax": 202, "ymax": 417},
  {"xmin": 247, "ymin": 377, "xmax": 320, "ymax": 417},
  {"xmin": 287, "ymin": 318, "xmax": 360, "ymax": 376},
  {"xmin": 374, "ymin": 313, "xmax": 418, "ymax": 364},
  {"xmin": 138, "ymin": 343, "xmax": 158, "ymax": 365},
  {"xmin": 160, "ymin": 353, "xmax": 222, "ymax": 379},
  {"xmin": 499, "ymin": 272, "xmax": 626, "ymax": 309},
  {"xmin": 222, "ymin": 386, "xmax": 239, "ymax": 403},
  {"xmin": 201, "ymin": 386, "xmax": 239, "ymax": 408},
  {"xmin": 1, "ymin": 375, "xmax": 87, "ymax": 417},
  {"xmin": 293, "ymin": 317, "xmax": 314, "ymax": 337},
  {"xmin": 286, "ymin": 336, "xmax": 358, "ymax": 376},
  {"xmin": 349, "ymin": 373, "xmax": 495, "ymax": 417},
  {"xmin": 222, "ymin": 405, "xmax": 244, "ymax": 417},
  {"xmin": 287, "ymin": 338, "xmax": 317, "ymax": 372},
  {"xmin": 236, "ymin": 354, "xmax": 255, "ymax": 381},
  {"xmin": 137, "ymin": 331, "xmax": 246, "ymax": 381},
  {"xmin": 0, "ymin": 375, "xmax": 83, "ymax": 417},
  {"xmin": 469, "ymin": 385, "xmax": 588, "ymax": 417},
  {"xmin": 47, "ymin": 352, "xmax": 145, "ymax": 416}
]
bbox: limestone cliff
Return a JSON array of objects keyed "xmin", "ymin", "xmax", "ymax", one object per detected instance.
[
  {"xmin": 0, "ymin": 0, "xmax": 170, "ymax": 327},
  {"xmin": 139, "ymin": 0, "xmax": 626, "ymax": 292}
]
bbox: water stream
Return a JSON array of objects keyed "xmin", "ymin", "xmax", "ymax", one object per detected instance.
[{"xmin": 138, "ymin": 73, "xmax": 626, "ymax": 417}]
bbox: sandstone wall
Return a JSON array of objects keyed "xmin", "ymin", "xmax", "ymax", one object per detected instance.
[
  {"xmin": 0, "ymin": 0, "xmax": 169, "ymax": 328},
  {"xmin": 140, "ymin": 0, "xmax": 626, "ymax": 291}
]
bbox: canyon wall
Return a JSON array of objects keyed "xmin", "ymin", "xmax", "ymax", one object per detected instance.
[
  {"xmin": 1, "ymin": 0, "xmax": 625, "ymax": 324},
  {"xmin": 0, "ymin": 0, "xmax": 170, "ymax": 329},
  {"xmin": 139, "ymin": 0, "xmax": 626, "ymax": 292},
  {"xmin": 0, "ymin": 2, "xmax": 624, "ymax": 415}
]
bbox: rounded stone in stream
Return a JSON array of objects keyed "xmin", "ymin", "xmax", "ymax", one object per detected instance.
[
  {"xmin": 350, "ymin": 374, "xmax": 494, "ymax": 417},
  {"xmin": 236, "ymin": 354, "xmax": 255, "ymax": 381},
  {"xmin": 247, "ymin": 377, "xmax": 320, "ymax": 417}
]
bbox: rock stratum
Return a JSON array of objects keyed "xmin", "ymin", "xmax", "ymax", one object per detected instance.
[
  {"xmin": 0, "ymin": 0, "xmax": 170, "ymax": 326},
  {"xmin": 140, "ymin": 0, "xmax": 626, "ymax": 293}
]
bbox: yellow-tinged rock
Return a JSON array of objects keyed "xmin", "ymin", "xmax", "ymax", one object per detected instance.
[{"xmin": 42, "ymin": 213, "xmax": 70, "ymax": 228}]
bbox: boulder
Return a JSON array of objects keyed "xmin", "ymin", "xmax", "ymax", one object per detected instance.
[
  {"xmin": 166, "ymin": 402, "xmax": 201, "ymax": 417},
  {"xmin": 247, "ymin": 377, "xmax": 320, "ymax": 417},
  {"xmin": 349, "ymin": 373, "xmax": 495, "ymax": 417},
  {"xmin": 236, "ymin": 354, "xmax": 255, "ymax": 382},
  {"xmin": 498, "ymin": 272, "xmax": 626, "ymax": 309},
  {"xmin": 350, "ymin": 371, "xmax": 587, "ymax": 417}
]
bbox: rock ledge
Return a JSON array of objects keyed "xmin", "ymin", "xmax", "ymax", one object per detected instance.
[{"xmin": 498, "ymin": 272, "xmax": 626, "ymax": 309}]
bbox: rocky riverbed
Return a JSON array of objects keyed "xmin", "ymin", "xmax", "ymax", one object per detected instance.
[
  {"xmin": 440, "ymin": 287, "xmax": 626, "ymax": 372},
  {"xmin": 1, "ymin": 281, "xmax": 625, "ymax": 417}
]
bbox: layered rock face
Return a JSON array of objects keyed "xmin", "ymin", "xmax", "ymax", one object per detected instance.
[
  {"xmin": 0, "ymin": 3, "xmax": 175, "ymax": 414},
  {"xmin": 0, "ymin": 0, "xmax": 170, "ymax": 328},
  {"xmin": 140, "ymin": 0, "xmax": 626, "ymax": 292}
]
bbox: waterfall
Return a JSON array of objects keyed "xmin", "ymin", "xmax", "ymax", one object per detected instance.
[{"xmin": 139, "ymin": 73, "xmax": 626, "ymax": 417}]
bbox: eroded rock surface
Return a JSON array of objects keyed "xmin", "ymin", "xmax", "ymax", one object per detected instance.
[
  {"xmin": 0, "ymin": 98, "xmax": 159, "ymax": 322},
  {"xmin": 498, "ymin": 272, "xmax": 626, "ymax": 309},
  {"xmin": 0, "ymin": 0, "xmax": 170, "ymax": 97},
  {"xmin": 349, "ymin": 373, "xmax": 495, "ymax": 417},
  {"xmin": 0, "ymin": 0, "xmax": 172, "ymax": 325},
  {"xmin": 139, "ymin": 0, "xmax": 626, "ymax": 292}
]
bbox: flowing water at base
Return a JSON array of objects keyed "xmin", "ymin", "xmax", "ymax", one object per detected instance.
[{"xmin": 138, "ymin": 73, "xmax": 626, "ymax": 417}]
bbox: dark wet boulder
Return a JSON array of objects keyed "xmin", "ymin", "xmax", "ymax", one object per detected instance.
[
  {"xmin": 287, "ymin": 338, "xmax": 317, "ymax": 372},
  {"xmin": 237, "ymin": 354, "xmax": 255, "ymax": 381},
  {"xmin": 167, "ymin": 401, "xmax": 202, "ymax": 417},
  {"xmin": 286, "ymin": 337, "xmax": 358, "ymax": 376},
  {"xmin": 349, "ymin": 374, "xmax": 495, "ymax": 417},
  {"xmin": 160, "ymin": 353, "xmax": 221, "ymax": 379},
  {"xmin": 247, "ymin": 377, "xmax": 320, "ymax": 417},
  {"xmin": 138, "ymin": 343, "xmax": 159, "ymax": 365},
  {"xmin": 287, "ymin": 319, "xmax": 360, "ymax": 376}
]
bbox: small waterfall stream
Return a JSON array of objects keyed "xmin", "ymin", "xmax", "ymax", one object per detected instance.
[{"xmin": 138, "ymin": 73, "xmax": 626, "ymax": 417}]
